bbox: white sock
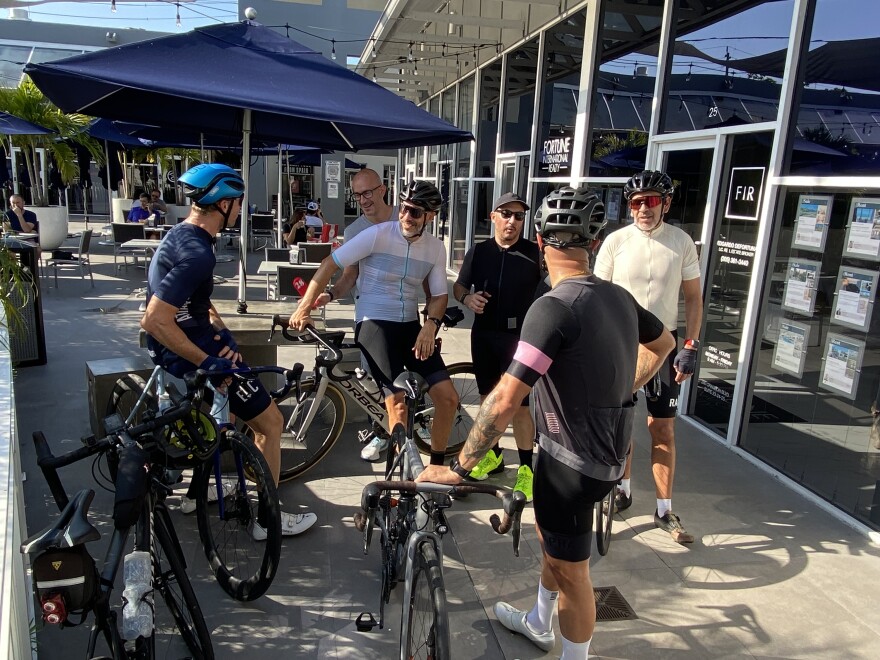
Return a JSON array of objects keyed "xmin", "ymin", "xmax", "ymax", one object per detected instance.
[
  {"xmin": 657, "ymin": 498, "xmax": 672, "ymax": 518},
  {"xmin": 560, "ymin": 634, "xmax": 591, "ymax": 659},
  {"xmin": 618, "ymin": 478, "xmax": 631, "ymax": 497},
  {"xmin": 525, "ymin": 581, "xmax": 558, "ymax": 633}
]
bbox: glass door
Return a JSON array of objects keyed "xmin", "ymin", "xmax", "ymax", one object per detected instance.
[{"xmin": 497, "ymin": 154, "xmax": 530, "ymax": 201}]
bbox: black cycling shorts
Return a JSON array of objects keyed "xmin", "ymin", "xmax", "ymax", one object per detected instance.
[
  {"xmin": 355, "ymin": 319, "xmax": 449, "ymax": 393},
  {"xmin": 471, "ymin": 330, "xmax": 529, "ymax": 407},
  {"xmin": 155, "ymin": 330, "xmax": 273, "ymax": 422},
  {"xmin": 644, "ymin": 330, "xmax": 680, "ymax": 419},
  {"xmin": 532, "ymin": 451, "xmax": 616, "ymax": 562}
]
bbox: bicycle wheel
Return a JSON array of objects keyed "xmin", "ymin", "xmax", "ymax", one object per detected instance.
[
  {"xmin": 595, "ymin": 488, "xmax": 615, "ymax": 557},
  {"xmin": 106, "ymin": 373, "xmax": 156, "ymax": 426},
  {"xmin": 246, "ymin": 379, "xmax": 346, "ymax": 483},
  {"xmin": 195, "ymin": 430, "xmax": 281, "ymax": 601},
  {"xmin": 414, "ymin": 362, "xmax": 478, "ymax": 456},
  {"xmin": 153, "ymin": 504, "xmax": 214, "ymax": 659},
  {"xmin": 401, "ymin": 540, "xmax": 450, "ymax": 660}
]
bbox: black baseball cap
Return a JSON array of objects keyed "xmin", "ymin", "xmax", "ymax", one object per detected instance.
[{"xmin": 493, "ymin": 192, "xmax": 529, "ymax": 211}]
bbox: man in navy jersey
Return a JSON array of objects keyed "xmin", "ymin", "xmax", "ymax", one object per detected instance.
[
  {"xmin": 418, "ymin": 187, "xmax": 674, "ymax": 659},
  {"xmin": 141, "ymin": 163, "xmax": 316, "ymax": 539}
]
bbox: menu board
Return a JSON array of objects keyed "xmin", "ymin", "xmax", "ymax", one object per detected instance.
[
  {"xmin": 819, "ymin": 334, "xmax": 865, "ymax": 399},
  {"xmin": 842, "ymin": 197, "xmax": 880, "ymax": 261},
  {"xmin": 791, "ymin": 195, "xmax": 832, "ymax": 252},
  {"xmin": 781, "ymin": 258, "xmax": 820, "ymax": 316},
  {"xmin": 772, "ymin": 320, "xmax": 810, "ymax": 377},
  {"xmin": 831, "ymin": 266, "xmax": 877, "ymax": 332}
]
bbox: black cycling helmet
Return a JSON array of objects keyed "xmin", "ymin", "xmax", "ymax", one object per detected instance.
[
  {"xmin": 534, "ymin": 187, "xmax": 606, "ymax": 248},
  {"xmin": 623, "ymin": 170, "xmax": 675, "ymax": 200},
  {"xmin": 399, "ymin": 180, "xmax": 442, "ymax": 212},
  {"xmin": 179, "ymin": 163, "xmax": 245, "ymax": 206}
]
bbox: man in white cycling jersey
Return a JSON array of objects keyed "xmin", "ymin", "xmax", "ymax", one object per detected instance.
[{"xmin": 289, "ymin": 180, "xmax": 459, "ymax": 467}]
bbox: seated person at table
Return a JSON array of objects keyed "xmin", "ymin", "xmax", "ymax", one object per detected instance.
[
  {"xmin": 284, "ymin": 209, "xmax": 308, "ymax": 247},
  {"xmin": 4, "ymin": 194, "xmax": 39, "ymax": 239},
  {"xmin": 128, "ymin": 193, "xmax": 155, "ymax": 224},
  {"xmin": 149, "ymin": 189, "xmax": 168, "ymax": 219},
  {"xmin": 305, "ymin": 201, "xmax": 323, "ymax": 239}
]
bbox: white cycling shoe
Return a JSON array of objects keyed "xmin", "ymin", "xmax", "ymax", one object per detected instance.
[
  {"xmin": 250, "ymin": 511, "xmax": 317, "ymax": 540},
  {"xmin": 494, "ymin": 602, "xmax": 556, "ymax": 652},
  {"xmin": 360, "ymin": 435, "xmax": 389, "ymax": 462},
  {"xmin": 179, "ymin": 480, "xmax": 236, "ymax": 514}
]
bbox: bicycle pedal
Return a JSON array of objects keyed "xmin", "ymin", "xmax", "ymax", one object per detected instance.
[{"xmin": 355, "ymin": 611, "xmax": 380, "ymax": 632}]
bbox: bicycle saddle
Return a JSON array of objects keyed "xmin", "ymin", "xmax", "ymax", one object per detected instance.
[
  {"xmin": 392, "ymin": 371, "xmax": 428, "ymax": 399},
  {"xmin": 21, "ymin": 489, "xmax": 101, "ymax": 555}
]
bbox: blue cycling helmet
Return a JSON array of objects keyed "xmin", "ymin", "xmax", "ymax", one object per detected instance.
[{"xmin": 179, "ymin": 164, "xmax": 245, "ymax": 206}]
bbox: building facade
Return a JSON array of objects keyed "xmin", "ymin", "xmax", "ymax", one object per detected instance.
[{"xmin": 366, "ymin": 0, "xmax": 880, "ymax": 534}]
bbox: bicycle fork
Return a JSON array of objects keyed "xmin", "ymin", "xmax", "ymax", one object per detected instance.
[{"xmin": 206, "ymin": 381, "xmax": 245, "ymax": 521}]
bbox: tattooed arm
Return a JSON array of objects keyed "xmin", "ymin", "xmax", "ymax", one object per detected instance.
[{"xmin": 416, "ymin": 374, "xmax": 533, "ymax": 484}]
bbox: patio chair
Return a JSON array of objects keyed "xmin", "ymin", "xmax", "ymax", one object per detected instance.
[
  {"xmin": 270, "ymin": 265, "xmax": 325, "ymax": 321},
  {"xmin": 250, "ymin": 213, "xmax": 275, "ymax": 251},
  {"xmin": 110, "ymin": 223, "xmax": 147, "ymax": 274},
  {"xmin": 46, "ymin": 229, "xmax": 93, "ymax": 287},
  {"xmin": 264, "ymin": 247, "xmax": 289, "ymax": 262},
  {"xmin": 298, "ymin": 242, "xmax": 332, "ymax": 264}
]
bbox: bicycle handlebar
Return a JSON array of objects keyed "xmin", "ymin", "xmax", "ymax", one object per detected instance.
[
  {"xmin": 355, "ymin": 480, "xmax": 527, "ymax": 557},
  {"xmin": 268, "ymin": 317, "xmax": 347, "ymax": 381}
]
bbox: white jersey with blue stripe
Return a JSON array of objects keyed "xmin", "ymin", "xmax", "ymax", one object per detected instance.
[{"xmin": 331, "ymin": 220, "xmax": 448, "ymax": 323}]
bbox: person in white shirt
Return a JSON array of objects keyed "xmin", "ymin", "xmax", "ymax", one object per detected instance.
[{"xmin": 304, "ymin": 200, "xmax": 323, "ymax": 238}]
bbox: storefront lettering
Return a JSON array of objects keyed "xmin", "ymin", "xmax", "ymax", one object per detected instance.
[
  {"xmin": 705, "ymin": 345, "xmax": 734, "ymax": 368},
  {"xmin": 717, "ymin": 239, "xmax": 756, "ymax": 268},
  {"xmin": 698, "ymin": 379, "xmax": 732, "ymax": 404},
  {"xmin": 541, "ymin": 136, "xmax": 571, "ymax": 173},
  {"xmin": 725, "ymin": 166, "xmax": 766, "ymax": 221}
]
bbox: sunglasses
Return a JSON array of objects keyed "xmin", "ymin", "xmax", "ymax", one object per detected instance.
[
  {"xmin": 496, "ymin": 209, "xmax": 526, "ymax": 221},
  {"xmin": 400, "ymin": 204, "xmax": 427, "ymax": 219},
  {"xmin": 629, "ymin": 196, "xmax": 665, "ymax": 211}
]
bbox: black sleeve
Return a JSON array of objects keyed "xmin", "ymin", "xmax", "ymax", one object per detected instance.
[
  {"xmin": 507, "ymin": 296, "xmax": 580, "ymax": 387},
  {"xmin": 455, "ymin": 244, "xmax": 476, "ymax": 290},
  {"xmin": 634, "ymin": 300, "xmax": 665, "ymax": 345}
]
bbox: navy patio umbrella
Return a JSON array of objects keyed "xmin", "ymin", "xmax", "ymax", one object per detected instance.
[
  {"xmin": 26, "ymin": 20, "xmax": 471, "ymax": 309},
  {"xmin": 0, "ymin": 111, "xmax": 53, "ymax": 136}
]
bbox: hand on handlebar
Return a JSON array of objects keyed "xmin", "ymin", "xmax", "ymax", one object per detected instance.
[
  {"xmin": 289, "ymin": 308, "xmax": 314, "ymax": 332},
  {"xmin": 415, "ymin": 464, "xmax": 462, "ymax": 485}
]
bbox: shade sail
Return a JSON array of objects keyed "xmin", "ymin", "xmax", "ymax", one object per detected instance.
[
  {"xmin": 25, "ymin": 21, "xmax": 473, "ymax": 151},
  {"xmin": 0, "ymin": 110, "xmax": 52, "ymax": 135}
]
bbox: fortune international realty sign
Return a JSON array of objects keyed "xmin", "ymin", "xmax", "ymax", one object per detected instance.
[{"xmin": 540, "ymin": 129, "xmax": 572, "ymax": 174}]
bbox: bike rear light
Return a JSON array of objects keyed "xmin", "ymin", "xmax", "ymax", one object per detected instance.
[{"xmin": 41, "ymin": 594, "xmax": 67, "ymax": 625}]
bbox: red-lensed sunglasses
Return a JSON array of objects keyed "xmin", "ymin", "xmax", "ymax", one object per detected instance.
[{"xmin": 629, "ymin": 196, "xmax": 665, "ymax": 211}]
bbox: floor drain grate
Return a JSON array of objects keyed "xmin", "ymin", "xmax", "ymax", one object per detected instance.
[{"xmin": 594, "ymin": 586, "xmax": 638, "ymax": 622}]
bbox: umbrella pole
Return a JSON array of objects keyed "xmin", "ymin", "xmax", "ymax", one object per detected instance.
[
  {"xmin": 237, "ymin": 109, "xmax": 251, "ymax": 314},
  {"xmin": 276, "ymin": 144, "xmax": 283, "ymax": 248},
  {"xmin": 104, "ymin": 140, "xmax": 113, "ymax": 223},
  {"xmin": 10, "ymin": 147, "xmax": 18, "ymax": 195},
  {"xmin": 286, "ymin": 147, "xmax": 293, "ymax": 222}
]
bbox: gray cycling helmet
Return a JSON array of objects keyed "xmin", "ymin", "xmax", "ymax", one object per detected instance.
[
  {"xmin": 399, "ymin": 180, "xmax": 443, "ymax": 212},
  {"xmin": 623, "ymin": 170, "xmax": 675, "ymax": 200},
  {"xmin": 534, "ymin": 187, "xmax": 606, "ymax": 248}
]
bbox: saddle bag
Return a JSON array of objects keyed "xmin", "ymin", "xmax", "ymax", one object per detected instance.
[{"xmin": 32, "ymin": 545, "xmax": 99, "ymax": 621}]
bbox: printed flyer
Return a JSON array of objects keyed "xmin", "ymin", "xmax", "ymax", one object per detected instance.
[
  {"xmin": 781, "ymin": 259, "xmax": 820, "ymax": 315},
  {"xmin": 842, "ymin": 197, "xmax": 880, "ymax": 260},
  {"xmin": 792, "ymin": 195, "xmax": 832, "ymax": 252},
  {"xmin": 831, "ymin": 267, "xmax": 877, "ymax": 331},
  {"xmin": 773, "ymin": 320, "xmax": 810, "ymax": 377},
  {"xmin": 820, "ymin": 334, "xmax": 865, "ymax": 399}
]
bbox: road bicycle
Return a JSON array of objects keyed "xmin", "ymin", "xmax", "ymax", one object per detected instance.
[
  {"xmin": 106, "ymin": 365, "xmax": 285, "ymax": 602},
  {"xmin": 352, "ymin": 370, "xmax": 527, "ymax": 660},
  {"xmin": 22, "ymin": 387, "xmax": 213, "ymax": 659},
  {"xmin": 263, "ymin": 307, "xmax": 479, "ymax": 482}
]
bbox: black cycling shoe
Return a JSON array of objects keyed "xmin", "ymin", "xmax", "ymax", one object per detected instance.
[{"xmin": 615, "ymin": 489, "xmax": 633, "ymax": 512}]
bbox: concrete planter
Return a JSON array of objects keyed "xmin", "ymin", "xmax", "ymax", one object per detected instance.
[{"xmin": 34, "ymin": 205, "xmax": 69, "ymax": 250}]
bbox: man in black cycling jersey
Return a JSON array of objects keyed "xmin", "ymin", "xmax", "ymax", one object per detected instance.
[
  {"xmin": 141, "ymin": 163, "xmax": 316, "ymax": 539},
  {"xmin": 289, "ymin": 180, "xmax": 459, "ymax": 468},
  {"xmin": 418, "ymin": 187, "xmax": 674, "ymax": 659},
  {"xmin": 453, "ymin": 192, "xmax": 541, "ymax": 498}
]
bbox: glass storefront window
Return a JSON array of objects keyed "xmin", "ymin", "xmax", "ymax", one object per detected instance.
[
  {"xmin": 456, "ymin": 75, "xmax": 475, "ymax": 177},
  {"xmin": 746, "ymin": 186, "xmax": 880, "ymax": 530},
  {"xmin": 440, "ymin": 89, "xmax": 456, "ymax": 165},
  {"xmin": 588, "ymin": 0, "xmax": 661, "ymax": 176},
  {"xmin": 785, "ymin": 0, "xmax": 880, "ymax": 176},
  {"xmin": 476, "ymin": 59, "xmax": 502, "ymax": 178},
  {"xmin": 451, "ymin": 180, "xmax": 469, "ymax": 270},
  {"xmin": 427, "ymin": 96, "xmax": 440, "ymax": 177},
  {"xmin": 0, "ymin": 45, "xmax": 33, "ymax": 87},
  {"xmin": 471, "ymin": 181, "xmax": 494, "ymax": 244},
  {"xmin": 663, "ymin": 0, "xmax": 794, "ymax": 133},
  {"xmin": 501, "ymin": 37, "xmax": 538, "ymax": 154}
]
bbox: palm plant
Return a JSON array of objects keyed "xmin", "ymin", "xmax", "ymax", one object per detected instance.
[{"xmin": 0, "ymin": 77, "xmax": 103, "ymax": 206}]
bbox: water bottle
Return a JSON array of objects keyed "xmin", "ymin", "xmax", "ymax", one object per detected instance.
[
  {"xmin": 121, "ymin": 550, "xmax": 153, "ymax": 640},
  {"xmin": 157, "ymin": 390, "xmax": 172, "ymax": 412}
]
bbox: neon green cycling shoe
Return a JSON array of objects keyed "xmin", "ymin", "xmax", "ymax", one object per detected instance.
[
  {"xmin": 513, "ymin": 465, "xmax": 534, "ymax": 503},
  {"xmin": 468, "ymin": 450, "xmax": 504, "ymax": 481}
]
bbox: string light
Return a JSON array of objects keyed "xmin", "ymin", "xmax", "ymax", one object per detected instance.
[
  {"xmin": 372, "ymin": 68, "xmax": 377, "ymax": 83},
  {"xmin": 408, "ymin": 42, "xmax": 414, "ymax": 62},
  {"xmin": 175, "ymin": 3, "xmax": 181, "ymax": 28},
  {"xmin": 414, "ymin": 59, "xmax": 419, "ymax": 76},
  {"xmin": 686, "ymin": 63, "xmax": 692, "ymax": 82},
  {"xmin": 632, "ymin": 63, "xmax": 637, "ymax": 78},
  {"xmin": 371, "ymin": 38, "xmax": 377, "ymax": 59},
  {"xmin": 331, "ymin": 39, "xmax": 337, "ymax": 60},
  {"xmin": 111, "ymin": 0, "xmax": 116, "ymax": 12}
]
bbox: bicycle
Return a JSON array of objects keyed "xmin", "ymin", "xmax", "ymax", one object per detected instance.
[
  {"xmin": 352, "ymin": 370, "xmax": 527, "ymax": 660},
  {"xmin": 106, "ymin": 365, "xmax": 286, "ymax": 602},
  {"xmin": 263, "ymin": 306, "xmax": 479, "ymax": 482},
  {"xmin": 22, "ymin": 387, "xmax": 213, "ymax": 659}
]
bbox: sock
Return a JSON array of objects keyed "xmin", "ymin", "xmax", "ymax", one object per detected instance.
[
  {"xmin": 525, "ymin": 581, "xmax": 558, "ymax": 633},
  {"xmin": 560, "ymin": 634, "xmax": 591, "ymax": 659},
  {"xmin": 657, "ymin": 498, "xmax": 672, "ymax": 518},
  {"xmin": 488, "ymin": 444, "xmax": 501, "ymax": 458},
  {"xmin": 517, "ymin": 448, "xmax": 534, "ymax": 470},
  {"xmin": 618, "ymin": 478, "xmax": 631, "ymax": 497}
]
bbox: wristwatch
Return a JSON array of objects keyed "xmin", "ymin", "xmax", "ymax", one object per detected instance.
[
  {"xmin": 684, "ymin": 338, "xmax": 700, "ymax": 350},
  {"xmin": 427, "ymin": 317, "xmax": 442, "ymax": 329},
  {"xmin": 449, "ymin": 458, "xmax": 469, "ymax": 479}
]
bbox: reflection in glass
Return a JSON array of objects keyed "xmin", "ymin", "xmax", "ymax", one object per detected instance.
[
  {"xmin": 502, "ymin": 37, "xmax": 539, "ymax": 154},
  {"xmin": 451, "ymin": 180, "xmax": 469, "ymax": 270},
  {"xmin": 786, "ymin": 0, "xmax": 880, "ymax": 176},
  {"xmin": 664, "ymin": 1, "xmax": 794, "ymax": 133},
  {"xmin": 745, "ymin": 188, "xmax": 880, "ymax": 531},
  {"xmin": 456, "ymin": 76, "xmax": 475, "ymax": 177},
  {"xmin": 477, "ymin": 60, "xmax": 503, "ymax": 178},
  {"xmin": 427, "ymin": 96, "xmax": 440, "ymax": 177},
  {"xmin": 471, "ymin": 181, "xmax": 493, "ymax": 245},
  {"xmin": 439, "ymin": 89, "xmax": 456, "ymax": 166}
]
